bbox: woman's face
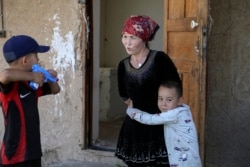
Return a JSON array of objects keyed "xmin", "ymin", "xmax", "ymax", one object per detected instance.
[{"xmin": 121, "ymin": 32, "xmax": 145, "ymax": 55}]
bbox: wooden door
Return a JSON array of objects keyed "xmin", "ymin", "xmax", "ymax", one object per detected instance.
[{"xmin": 164, "ymin": 0, "xmax": 208, "ymax": 164}]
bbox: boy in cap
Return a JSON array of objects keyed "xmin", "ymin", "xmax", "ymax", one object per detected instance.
[{"xmin": 0, "ymin": 35, "xmax": 60, "ymax": 167}]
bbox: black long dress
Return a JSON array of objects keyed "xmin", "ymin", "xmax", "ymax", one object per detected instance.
[{"xmin": 115, "ymin": 50, "xmax": 182, "ymax": 167}]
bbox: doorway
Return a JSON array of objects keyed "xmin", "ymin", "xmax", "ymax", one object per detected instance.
[{"xmin": 91, "ymin": 0, "xmax": 165, "ymax": 151}]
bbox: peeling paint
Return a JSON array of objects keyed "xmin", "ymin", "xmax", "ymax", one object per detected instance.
[
  {"xmin": 50, "ymin": 14, "xmax": 75, "ymax": 82},
  {"xmin": 47, "ymin": 13, "xmax": 76, "ymax": 117}
]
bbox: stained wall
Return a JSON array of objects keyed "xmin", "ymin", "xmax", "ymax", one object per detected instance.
[
  {"xmin": 0, "ymin": 0, "xmax": 87, "ymax": 166},
  {"xmin": 206, "ymin": 0, "xmax": 250, "ymax": 166}
]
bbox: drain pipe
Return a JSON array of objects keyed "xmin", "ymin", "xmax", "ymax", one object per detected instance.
[{"xmin": 0, "ymin": 0, "xmax": 6, "ymax": 38}]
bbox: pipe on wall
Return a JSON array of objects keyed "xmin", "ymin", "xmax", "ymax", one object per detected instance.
[
  {"xmin": 78, "ymin": 0, "xmax": 86, "ymax": 4},
  {"xmin": 0, "ymin": 0, "xmax": 6, "ymax": 38}
]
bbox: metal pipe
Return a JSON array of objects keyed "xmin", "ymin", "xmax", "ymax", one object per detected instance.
[
  {"xmin": 0, "ymin": 0, "xmax": 3, "ymax": 30},
  {"xmin": 79, "ymin": 0, "xmax": 86, "ymax": 4}
]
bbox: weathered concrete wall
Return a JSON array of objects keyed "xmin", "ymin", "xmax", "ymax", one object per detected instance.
[
  {"xmin": 99, "ymin": 68, "xmax": 125, "ymax": 121},
  {"xmin": 0, "ymin": 0, "xmax": 87, "ymax": 166},
  {"xmin": 206, "ymin": 0, "xmax": 250, "ymax": 166},
  {"xmin": 3, "ymin": 0, "xmax": 250, "ymax": 166}
]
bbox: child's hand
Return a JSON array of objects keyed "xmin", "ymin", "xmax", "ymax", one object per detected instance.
[
  {"xmin": 124, "ymin": 98, "xmax": 134, "ymax": 107},
  {"xmin": 127, "ymin": 100, "xmax": 133, "ymax": 108},
  {"xmin": 32, "ymin": 72, "xmax": 45, "ymax": 87},
  {"xmin": 47, "ymin": 69, "xmax": 58, "ymax": 78},
  {"xmin": 124, "ymin": 98, "xmax": 131, "ymax": 105}
]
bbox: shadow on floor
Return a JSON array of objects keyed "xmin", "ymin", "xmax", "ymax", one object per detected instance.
[{"xmin": 93, "ymin": 117, "xmax": 124, "ymax": 151}]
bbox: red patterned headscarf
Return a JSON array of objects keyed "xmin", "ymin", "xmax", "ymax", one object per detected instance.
[{"xmin": 121, "ymin": 15, "xmax": 159, "ymax": 41}]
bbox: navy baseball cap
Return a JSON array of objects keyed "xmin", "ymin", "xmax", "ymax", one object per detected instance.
[{"xmin": 3, "ymin": 35, "xmax": 50, "ymax": 63}]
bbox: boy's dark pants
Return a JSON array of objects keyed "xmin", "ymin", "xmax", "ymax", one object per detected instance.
[{"xmin": 0, "ymin": 158, "xmax": 41, "ymax": 167}]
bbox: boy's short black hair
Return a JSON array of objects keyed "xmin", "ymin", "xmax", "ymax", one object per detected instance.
[{"xmin": 160, "ymin": 81, "xmax": 183, "ymax": 98}]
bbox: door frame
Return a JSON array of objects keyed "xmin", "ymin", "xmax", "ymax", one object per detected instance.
[{"xmin": 163, "ymin": 0, "xmax": 208, "ymax": 164}]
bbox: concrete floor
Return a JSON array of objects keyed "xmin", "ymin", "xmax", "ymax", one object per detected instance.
[
  {"xmin": 46, "ymin": 118, "xmax": 126, "ymax": 167},
  {"xmin": 94, "ymin": 118, "xmax": 124, "ymax": 150},
  {"xmin": 48, "ymin": 160, "xmax": 126, "ymax": 167}
]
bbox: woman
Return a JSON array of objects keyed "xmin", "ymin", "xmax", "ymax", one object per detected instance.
[{"xmin": 115, "ymin": 15, "xmax": 182, "ymax": 167}]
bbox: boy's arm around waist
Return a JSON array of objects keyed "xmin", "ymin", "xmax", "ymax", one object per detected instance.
[{"xmin": 127, "ymin": 107, "xmax": 179, "ymax": 125}]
